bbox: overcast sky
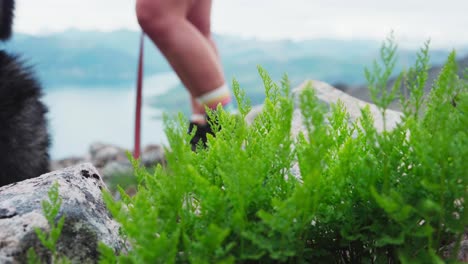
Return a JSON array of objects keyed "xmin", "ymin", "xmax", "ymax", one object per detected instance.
[{"xmin": 14, "ymin": 0, "xmax": 468, "ymax": 48}]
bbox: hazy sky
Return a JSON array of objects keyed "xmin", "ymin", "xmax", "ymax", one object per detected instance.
[{"xmin": 14, "ymin": 0, "xmax": 468, "ymax": 48}]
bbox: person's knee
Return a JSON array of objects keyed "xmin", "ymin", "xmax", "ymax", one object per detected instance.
[
  {"xmin": 135, "ymin": 0, "xmax": 172, "ymax": 36},
  {"xmin": 136, "ymin": 0, "xmax": 157, "ymax": 30}
]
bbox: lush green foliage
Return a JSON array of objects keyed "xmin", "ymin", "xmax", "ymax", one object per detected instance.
[
  {"xmin": 28, "ymin": 182, "xmax": 70, "ymax": 264},
  {"xmin": 100, "ymin": 40, "xmax": 467, "ymax": 263}
]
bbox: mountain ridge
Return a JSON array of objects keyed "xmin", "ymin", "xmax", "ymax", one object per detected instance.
[
  {"xmin": 5, "ymin": 30, "xmax": 461, "ymax": 88},
  {"xmin": 2, "ymin": 30, "xmax": 466, "ymax": 113}
]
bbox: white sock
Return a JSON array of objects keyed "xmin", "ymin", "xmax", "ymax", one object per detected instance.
[
  {"xmin": 195, "ymin": 83, "xmax": 232, "ymax": 110},
  {"xmin": 190, "ymin": 114, "xmax": 206, "ymax": 124}
]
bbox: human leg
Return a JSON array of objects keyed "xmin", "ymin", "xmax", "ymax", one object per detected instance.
[
  {"xmin": 186, "ymin": 0, "xmax": 235, "ymax": 150},
  {"xmin": 187, "ymin": 0, "xmax": 232, "ymax": 114},
  {"xmin": 136, "ymin": 0, "xmax": 232, "ymax": 149},
  {"xmin": 135, "ymin": 0, "xmax": 225, "ymax": 98},
  {"xmin": 187, "ymin": 0, "xmax": 220, "ymax": 121},
  {"xmin": 187, "ymin": 0, "xmax": 218, "ymax": 56}
]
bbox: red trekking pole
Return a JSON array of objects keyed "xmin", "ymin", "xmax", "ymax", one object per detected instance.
[{"xmin": 133, "ymin": 32, "xmax": 144, "ymax": 159}]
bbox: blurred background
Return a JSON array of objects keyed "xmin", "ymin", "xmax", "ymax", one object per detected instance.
[{"xmin": 5, "ymin": 0, "xmax": 468, "ymax": 159}]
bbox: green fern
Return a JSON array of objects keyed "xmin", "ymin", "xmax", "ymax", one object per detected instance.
[
  {"xmin": 101, "ymin": 39, "xmax": 467, "ymax": 263},
  {"xmin": 28, "ymin": 182, "xmax": 70, "ymax": 264}
]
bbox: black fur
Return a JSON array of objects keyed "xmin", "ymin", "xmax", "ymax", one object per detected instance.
[
  {"xmin": 0, "ymin": 0, "xmax": 50, "ymax": 186},
  {"xmin": 0, "ymin": 52, "xmax": 50, "ymax": 186},
  {"xmin": 0, "ymin": 0, "xmax": 14, "ymax": 40}
]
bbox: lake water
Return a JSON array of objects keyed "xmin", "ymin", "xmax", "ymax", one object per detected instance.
[{"xmin": 43, "ymin": 72, "xmax": 180, "ymax": 159}]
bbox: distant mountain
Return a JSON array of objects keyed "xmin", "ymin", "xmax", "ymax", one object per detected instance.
[
  {"xmin": 2, "ymin": 29, "xmax": 170, "ymax": 87},
  {"xmin": 151, "ymin": 37, "xmax": 462, "ymax": 113},
  {"xmin": 2, "ymin": 29, "xmax": 466, "ymax": 113}
]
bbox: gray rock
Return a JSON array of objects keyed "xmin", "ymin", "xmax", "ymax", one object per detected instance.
[
  {"xmin": 441, "ymin": 231, "xmax": 468, "ymax": 262},
  {"xmin": 89, "ymin": 142, "xmax": 128, "ymax": 168},
  {"xmin": 0, "ymin": 163, "xmax": 124, "ymax": 263},
  {"xmin": 101, "ymin": 160, "xmax": 132, "ymax": 179},
  {"xmin": 459, "ymin": 240, "xmax": 468, "ymax": 262},
  {"xmin": 293, "ymin": 80, "xmax": 402, "ymax": 133},
  {"xmin": 52, "ymin": 143, "xmax": 165, "ymax": 180},
  {"xmin": 141, "ymin": 144, "xmax": 165, "ymax": 167}
]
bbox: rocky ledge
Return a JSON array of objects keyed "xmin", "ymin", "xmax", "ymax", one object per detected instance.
[
  {"xmin": 0, "ymin": 163, "xmax": 125, "ymax": 263},
  {"xmin": 51, "ymin": 143, "xmax": 166, "ymax": 181}
]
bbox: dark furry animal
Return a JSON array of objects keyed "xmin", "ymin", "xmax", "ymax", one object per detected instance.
[
  {"xmin": 0, "ymin": 0, "xmax": 50, "ymax": 186},
  {"xmin": 0, "ymin": 0, "xmax": 14, "ymax": 40}
]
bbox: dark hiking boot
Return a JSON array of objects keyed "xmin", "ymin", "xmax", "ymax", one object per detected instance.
[{"xmin": 188, "ymin": 121, "xmax": 214, "ymax": 151}]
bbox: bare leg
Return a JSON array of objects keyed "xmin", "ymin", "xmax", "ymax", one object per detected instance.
[
  {"xmin": 187, "ymin": 0, "xmax": 219, "ymax": 56},
  {"xmin": 186, "ymin": 0, "xmax": 221, "ymax": 119},
  {"xmin": 136, "ymin": 0, "xmax": 225, "ymax": 98}
]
